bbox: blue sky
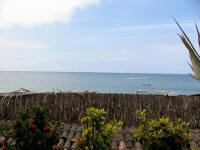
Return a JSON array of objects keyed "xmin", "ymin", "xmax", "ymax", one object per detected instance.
[{"xmin": 0, "ymin": 0, "xmax": 199, "ymax": 73}]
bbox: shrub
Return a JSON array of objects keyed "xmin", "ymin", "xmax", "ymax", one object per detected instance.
[
  {"xmin": 77, "ymin": 107, "xmax": 123, "ymax": 150},
  {"xmin": 8, "ymin": 105, "xmax": 61, "ymax": 150},
  {"xmin": 133, "ymin": 109, "xmax": 191, "ymax": 150},
  {"xmin": 0, "ymin": 122, "xmax": 12, "ymax": 148}
]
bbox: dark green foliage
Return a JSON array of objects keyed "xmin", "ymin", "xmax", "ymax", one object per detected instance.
[{"xmin": 11, "ymin": 105, "xmax": 60, "ymax": 150}]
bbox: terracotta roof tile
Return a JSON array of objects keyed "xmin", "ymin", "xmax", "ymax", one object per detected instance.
[
  {"xmin": 112, "ymin": 141, "xmax": 118, "ymax": 150},
  {"xmin": 70, "ymin": 125, "xmax": 77, "ymax": 132},
  {"xmin": 126, "ymin": 133, "xmax": 132, "ymax": 141},
  {"xmin": 118, "ymin": 133, "xmax": 124, "ymax": 141},
  {"xmin": 126, "ymin": 141, "xmax": 133, "ymax": 148},
  {"xmin": 64, "ymin": 139, "xmax": 71, "ymax": 149},
  {"xmin": 67, "ymin": 132, "xmax": 75, "ymax": 140},
  {"xmin": 58, "ymin": 139, "xmax": 65, "ymax": 147},
  {"xmin": 74, "ymin": 132, "xmax": 81, "ymax": 139},
  {"xmin": 119, "ymin": 141, "xmax": 126, "ymax": 150},
  {"xmin": 71, "ymin": 142, "xmax": 77, "ymax": 149},
  {"xmin": 61, "ymin": 131, "xmax": 68, "ymax": 140}
]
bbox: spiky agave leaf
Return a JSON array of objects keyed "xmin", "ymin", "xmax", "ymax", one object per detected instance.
[
  {"xmin": 196, "ymin": 23, "xmax": 200, "ymax": 49},
  {"xmin": 175, "ymin": 20, "xmax": 200, "ymax": 80}
]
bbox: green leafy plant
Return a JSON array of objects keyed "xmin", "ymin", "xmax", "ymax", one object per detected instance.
[
  {"xmin": 133, "ymin": 109, "xmax": 191, "ymax": 150},
  {"xmin": 175, "ymin": 20, "xmax": 200, "ymax": 80},
  {"xmin": 77, "ymin": 107, "xmax": 123, "ymax": 150},
  {"xmin": 0, "ymin": 122, "xmax": 12, "ymax": 148},
  {"xmin": 3, "ymin": 105, "xmax": 61, "ymax": 150},
  {"xmin": 0, "ymin": 123, "xmax": 11, "ymax": 136}
]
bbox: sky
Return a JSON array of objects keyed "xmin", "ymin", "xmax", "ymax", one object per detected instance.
[{"xmin": 0, "ymin": 0, "xmax": 199, "ymax": 74}]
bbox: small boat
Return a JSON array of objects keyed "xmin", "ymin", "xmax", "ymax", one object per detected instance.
[
  {"xmin": 127, "ymin": 77, "xmax": 141, "ymax": 80},
  {"xmin": 154, "ymin": 90, "xmax": 167, "ymax": 93},
  {"xmin": 142, "ymin": 83, "xmax": 151, "ymax": 86},
  {"xmin": 136, "ymin": 89, "xmax": 149, "ymax": 94}
]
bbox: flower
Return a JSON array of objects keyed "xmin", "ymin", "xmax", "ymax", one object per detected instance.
[
  {"xmin": 110, "ymin": 147, "xmax": 113, "ymax": 150},
  {"xmin": 1, "ymin": 146, "xmax": 7, "ymax": 150},
  {"xmin": 31, "ymin": 124, "xmax": 37, "ymax": 129},
  {"xmin": 175, "ymin": 137, "xmax": 181, "ymax": 144},
  {"xmin": 44, "ymin": 126, "xmax": 51, "ymax": 131},
  {"xmin": 0, "ymin": 137, "xmax": 6, "ymax": 144},
  {"xmin": 78, "ymin": 140, "xmax": 84, "ymax": 147}
]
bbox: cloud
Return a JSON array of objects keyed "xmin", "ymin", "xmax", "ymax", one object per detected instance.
[
  {"xmin": 0, "ymin": 0, "xmax": 101, "ymax": 28},
  {"xmin": 0, "ymin": 56, "xmax": 65, "ymax": 71},
  {"xmin": 0, "ymin": 39, "xmax": 48, "ymax": 48}
]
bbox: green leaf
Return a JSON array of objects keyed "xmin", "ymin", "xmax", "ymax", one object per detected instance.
[
  {"xmin": 196, "ymin": 23, "xmax": 200, "ymax": 49},
  {"xmin": 176, "ymin": 19, "xmax": 200, "ymax": 81}
]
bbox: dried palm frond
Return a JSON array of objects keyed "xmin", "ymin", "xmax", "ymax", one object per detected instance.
[{"xmin": 175, "ymin": 20, "xmax": 200, "ymax": 80}]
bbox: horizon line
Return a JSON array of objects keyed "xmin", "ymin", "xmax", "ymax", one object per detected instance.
[{"xmin": 0, "ymin": 70, "xmax": 189, "ymax": 75}]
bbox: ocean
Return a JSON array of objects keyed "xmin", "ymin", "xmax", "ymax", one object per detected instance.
[{"xmin": 0, "ymin": 71, "xmax": 200, "ymax": 95}]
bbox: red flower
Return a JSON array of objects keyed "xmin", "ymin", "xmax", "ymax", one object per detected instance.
[
  {"xmin": 1, "ymin": 146, "xmax": 7, "ymax": 150},
  {"xmin": 44, "ymin": 126, "xmax": 51, "ymax": 131},
  {"xmin": 175, "ymin": 137, "xmax": 181, "ymax": 144},
  {"xmin": 78, "ymin": 140, "xmax": 84, "ymax": 147},
  {"xmin": 110, "ymin": 147, "xmax": 113, "ymax": 150},
  {"xmin": 31, "ymin": 124, "xmax": 37, "ymax": 129}
]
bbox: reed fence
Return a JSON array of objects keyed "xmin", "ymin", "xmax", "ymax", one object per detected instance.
[{"xmin": 0, "ymin": 92, "xmax": 199, "ymax": 128}]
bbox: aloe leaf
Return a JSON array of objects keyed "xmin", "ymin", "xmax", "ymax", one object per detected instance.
[
  {"xmin": 196, "ymin": 23, "xmax": 200, "ymax": 49},
  {"xmin": 178, "ymin": 34, "xmax": 200, "ymax": 67},
  {"xmin": 175, "ymin": 20, "xmax": 196, "ymax": 50},
  {"xmin": 176, "ymin": 20, "xmax": 200, "ymax": 80},
  {"xmin": 189, "ymin": 61, "xmax": 200, "ymax": 76},
  {"xmin": 189, "ymin": 73, "xmax": 200, "ymax": 80}
]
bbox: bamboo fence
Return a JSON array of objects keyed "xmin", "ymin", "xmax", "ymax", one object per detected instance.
[{"xmin": 0, "ymin": 92, "xmax": 199, "ymax": 128}]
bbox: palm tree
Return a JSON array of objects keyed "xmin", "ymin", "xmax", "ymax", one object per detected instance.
[{"xmin": 175, "ymin": 20, "xmax": 200, "ymax": 80}]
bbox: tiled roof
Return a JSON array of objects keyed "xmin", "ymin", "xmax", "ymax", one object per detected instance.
[
  {"xmin": 58, "ymin": 123, "xmax": 138, "ymax": 150},
  {"xmin": 2, "ymin": 122, "xmax": 200, "ymax": 150},
  {"xmin": 58, "ymin": 123, "xmax": 200, "ymax": 150}
]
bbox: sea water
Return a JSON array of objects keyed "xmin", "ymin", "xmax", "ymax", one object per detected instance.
[{"xmin": 0, "ymin": 71, "xmax": 200, "ymax": 95}]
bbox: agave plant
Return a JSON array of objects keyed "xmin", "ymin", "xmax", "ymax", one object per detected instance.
[{"xmin": 175, "ymin": 20, "xmax": 200, "ymax": 80}]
